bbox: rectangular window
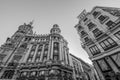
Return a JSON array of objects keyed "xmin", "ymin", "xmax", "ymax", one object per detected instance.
[
  {"xmin": 114, "ymin": 31, "xmax": 120, "ymax": 40},
  {"xmin": 92, "ymin": 28, "xmax": 103, "ymax": 38},
  {"xmin": 83, "ymin": 18, "xmax": 88, "ymax": 22},
  {"xmin": 98, "ymin": 15, "xmax": 108, "ymax": 24},
  {"xmin": 89, "ymin": 45, "xmax": 101, "ymax": 55},
  {"xmin": 99, "ymin": 37, "xmax": 118, "ymax": 51},
  {"xmin": 84, "ymin": 37, "xmax": 90, "ymax": 42},
  {"xmin": 93, "ymin": 11, "xmax": 100, "ymax": 18},
  {"xmin": 81, "ymin": 31, "xmax": 87, "ymax": 37},
  {"xmin": 87, "ymin": 22, "xmax": 96, "ymax": 30},
  {"xmin": 106, "ymin": 20, "xmax": 115, "ymax": 29}
]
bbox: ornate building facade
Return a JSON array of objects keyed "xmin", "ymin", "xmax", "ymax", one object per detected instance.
[
  {"xmin": 0, "ymin": 22, "xmax": 96, "ymax": 80},
  {"xmin": 0, "ymin": 23, "xmax": 73, "ymax": 80},
  {"xmin": 75, "ymin": 6, "xmax": 120, "ymax": 80},
  {"xmin": 70, "ymin": 54, "xmax": 99, "ymax": 80}
]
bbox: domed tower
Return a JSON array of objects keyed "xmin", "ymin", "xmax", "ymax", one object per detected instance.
[
  {"xmin": 11, "ymin": 22, "xmax": 33, "ymax": 42},
  {"xmin": 50, "ymin": 24, "xmax": 61, "ymax": 34}
]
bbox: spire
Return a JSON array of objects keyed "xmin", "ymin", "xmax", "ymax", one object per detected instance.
[{"xmin": 29, "ymin": 20, "xmax": 34, "ymax": 26}]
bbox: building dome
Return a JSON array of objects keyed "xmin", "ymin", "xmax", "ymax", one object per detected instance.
[{"xmin": 50, "ymin": 24, "xmax": 61, "ymax": 34}]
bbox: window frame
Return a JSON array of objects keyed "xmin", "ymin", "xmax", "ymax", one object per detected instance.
[
  {"xmin": 89, "ymin": 45, "xmax": 101, "ymax": 55},
  {"xmin": 98, "ymin": 15, "xmax": 109, "ymax": 24},
  {"xmin": 92, "ymin": 11, "xmax": 101, "ymax": 18},
  {"xmin": 99, "ymin": 37, "xmax": 118, "ymax": 51}
]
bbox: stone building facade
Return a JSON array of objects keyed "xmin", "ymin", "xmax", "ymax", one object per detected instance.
[
  {"xmin": 70, "ymin": 54, "xmax": 99, "ymax": 80},
  {"xmin": 0, "ymin": 22, "xmax": 95, "ymax": 80},
  {"xmin": 75, "ymin": 6, "xmax": 120, "ymax": 80},
  {"xmin": 0, "ymin": 22, "xmax": 73, "ymax": 80}
]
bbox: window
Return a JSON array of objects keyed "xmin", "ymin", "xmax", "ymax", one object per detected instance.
[
  {"xmin": 87, "ymin": 22, "xmax": 96, "ymax": 30},
  {"xmin": 19, "ymin": 43, "xmax": 27, "ymax": 49},
  {"xmin": 27, "ymin": 58, "xmax": 32, "ymax": 62},
  {"xmin": 106, "ymin": 20, "xmax": 115, "ymax": 29},
  {"xmin": 93, "ymin": 11, "xmax": 100, "ymax": 18},
  {"xmin": 98, "ymin": 15, "xmax": 108, "ymax": 24},
  {"xmin": 78, "ymin": 26, "xmax": 83, "ymax": 31},
  {"xmin": 38, "ymin": 45, "xmax": 43, "ymax": 50},
  {"xmin": 99, "ymin": 37, "xmax": 118, "ymax": 51},
  {"xmin": 92, "ymin": 28, "xmax": 103, "ymax": 38},
  {"xmin": 89, "ymin": 45, "xmax": 101, "ymax": 55},
  {"xmin": 115, "ymin": 31, "xmax": 120, "ymax": 40},
  {"xmin": 0, "ymin": 54, "xmax": 6, "ymax": 62},
  {"xmin": 84, "ymin": 37, "xmax": 90, "ymax": 42},
  {"xmin": 83, "ymin": 18, "xmax": 88, "ymax": 22},
  {"xmin": 81, "ymin": 31, "xmax": 87, "ymax": 37},
  {"xmin": 1, "ymin": 70, "xmax": 15, "ymax": 79},
  {"xmin": 53, "ymin": 56, "xmax": 59, "ymax": 60},
  {"xmin": 43, "ymin": 57, "xmax": 47, "ymax": 62}
]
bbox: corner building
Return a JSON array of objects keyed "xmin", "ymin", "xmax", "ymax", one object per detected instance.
[
  {"xmin": 0, "ymin": 23, "xmax": 73, "ymax": 80},
  {"xmin": 75, "ymin": 6, "xmax": 120, "ymax": 80},
  {"xmin": 70, "ymin": 54, "xmax": 99, "ymax": 80}
]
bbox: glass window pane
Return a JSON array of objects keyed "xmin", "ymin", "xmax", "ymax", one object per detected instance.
[
  {"xmin": 98, "ymin": 59, "xmax": 110, "ymax": 71},
  {"xmin": 111, "ymin": 53, "xmax": 120, "ymax": 67},
  {"xmin": 100, "ymin": 42, "xmax": 106, "ymax": 49},
  {"xmin": 104, "ymin": 40, "xmax": 110, "ymax": 47}
]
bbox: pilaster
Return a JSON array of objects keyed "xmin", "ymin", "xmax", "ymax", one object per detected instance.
[
  {"xmin": 50, "ymin": 41, "xmax": 54, "ymax": 60},
  {"xmin": 40, "ymin": 44, "xmax": 45, "ymax": 62},
  {"xmin": 32, "ymin": 44, "xmax": 39, "ymax": 62},
  {"xmin": 47, "ymin": 41, "xmax": 51, "ymax": 60},
  {"xmin": 93, "ymin": 61, "xmax": 105, "ymax": 80},
  {"xmin": 22, "ymin": 44, "xmax": 32, "ymax": 62}
]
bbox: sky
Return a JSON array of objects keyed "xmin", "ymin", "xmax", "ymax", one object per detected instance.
[{"xmin": 0, "ymin": 0, "xmax": 120, "ymax": 64}]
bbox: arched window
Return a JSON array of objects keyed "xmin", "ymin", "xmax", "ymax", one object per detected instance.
[
  {"xmin": 1, "ymin": 70, "xmax": 15, "ymax": 79},
  {"xmin": 19, "ymin": 43, "xmax": 27, "ymax": 49}
]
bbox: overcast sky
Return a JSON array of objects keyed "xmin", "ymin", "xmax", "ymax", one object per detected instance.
[{"xmin": 0, "ymin": 0, "xmax": 120, "ymax": 64}]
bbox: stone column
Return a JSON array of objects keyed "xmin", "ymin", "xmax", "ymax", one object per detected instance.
[
  {"xmin": 59, "ymin": 42, "xmax": 62, "ymax": 61},
  {"xmin": 32, "ymin": 45, "xmax": 39, "ymax": 62},
  {"xmin": 40, "ymin": 44, "xmax": 45, "ymax": 62},
  {"xmin": 61, "ymin": 42, "xmax": 64, "ymax": 61},
  {"xmin": 93, "ymin": 61, "xmax": 105, "ymax": 80},
  {"xmin": 50, "ymin": 41, "xmax": 54, "ymax": 60},
  {"xmin": 47, "ymin": 41, "xmax": 51, "ymax": 60},
  {"xmin": 64, "ymin": 47, "xmax": 68, "ymax": 64}
]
